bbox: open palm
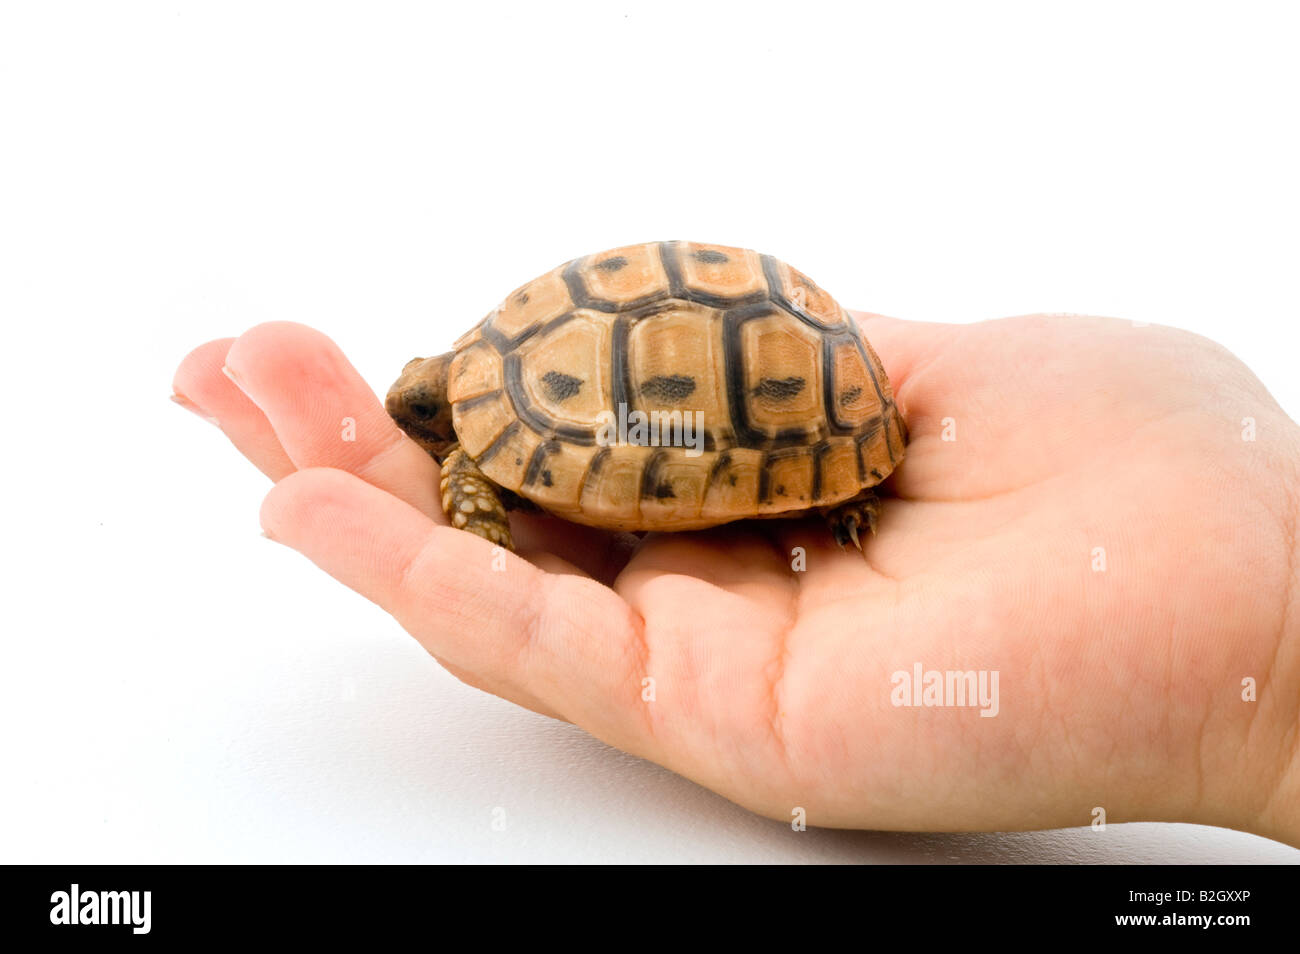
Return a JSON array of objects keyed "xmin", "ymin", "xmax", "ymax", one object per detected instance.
[{"xmin": 174, "ymin": 312, "xmax": 1300, "ymax": 841}]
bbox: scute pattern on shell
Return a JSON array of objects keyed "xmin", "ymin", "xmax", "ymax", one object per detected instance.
[{"xmin": 449, "ymin": 241, "xmax": 906, "ymax": 531}]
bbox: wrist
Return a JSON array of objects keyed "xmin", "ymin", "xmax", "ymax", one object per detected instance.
[
  {"xmin": 1246, "ymin": 423, "xmax": 1300, "ymax": 846},
  {"xmin": 1174, "ymin": 411, "xmax": 1300, "ymax": 846},
  {"xmin": 1264, "ymin": 477, "xmax": 1300, "ymax": 845}
]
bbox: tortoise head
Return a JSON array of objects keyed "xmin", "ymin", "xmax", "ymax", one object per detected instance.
[{"xmin": 385, "ymin": 352, "xmax": 457, "ymax": 461}]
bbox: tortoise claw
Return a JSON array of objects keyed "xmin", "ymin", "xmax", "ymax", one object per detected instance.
[{"xmin": 825, "ymin": 493, "xmax": 882, "ymax": 553}]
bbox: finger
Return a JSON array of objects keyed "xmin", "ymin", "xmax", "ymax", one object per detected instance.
[
  {"xmin": 225, "ymin": 322, "xmax": 441, "ymax": 519},
  {"xmin": 174, "ymin": 340, "xmax": 514, "ymax": 699},
  {"xmin": 184, "ymin": 325, "xmax": 637, "ymax": 579},
  {"xmin": 260, "ymin": 468, "xmax": 655, "ymax": 752},
  {"xmin": 172, "ymin": 338, "xmax": 296, "ymax": 480}
]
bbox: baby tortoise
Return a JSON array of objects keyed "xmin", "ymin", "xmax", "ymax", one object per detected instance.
[{"xmin": 386, "ymin": 241, "xmax": 907, "ymax": 552}]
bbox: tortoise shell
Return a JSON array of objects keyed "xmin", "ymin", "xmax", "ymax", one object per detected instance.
[{"xmin": 446, "ymin": 241, "xmax": 906, "ymax": 532}]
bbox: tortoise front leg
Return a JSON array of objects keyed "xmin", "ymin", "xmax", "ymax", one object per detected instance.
[
  {"xmin": 822, "ymin": 490, "xmax": 882, "ymax": 552},
  {"xmin": 439, "ymin": 444, "xmax": 515, "ymax": 551}
]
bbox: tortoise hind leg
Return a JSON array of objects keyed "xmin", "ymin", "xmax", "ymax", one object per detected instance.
[
  {"xmin": 823, "ymin": 490, "xmax": 882, "ymax": 552},
  {"xmin": 439, "ymin": 444, "xmax": 515, "ymax": 551}
]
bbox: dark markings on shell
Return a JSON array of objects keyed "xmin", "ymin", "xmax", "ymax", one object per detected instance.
[
  {"xmin": 482, "ymin": 308, "xmax": 576, "ymax": 356},
  {"xmin": 664, "ymin": 241, "xmax": 766, "ymax": 308},
  {"xmin": 576, "ymin": 447, "xmax": 610, "ymax": 509},
  {"xmin": 855, "ymin": 424, "xmax": 884, "ymax": 485},
  {"xmin": 654, "ymin": 482, "xmax": 675, "ymax": 499},
  {"xmin": 621, "ymin": 299, "xmax": 683, "ymax": 322},
  {"xmin": 759, "ymin": 446, "xmax": 809, "ymax": 505},
  {"xmin": 640, "ymin": 374, "xmax": 696, "ymax": 402},
  {"xmin": 459, "ymin": 244, "xmax": 910, "ymax": 514},
  {"xmin": 485, "ymin": 243, "xmax": 856, "ymax": 436},
  {"xmin": 759, "ymin": 254, "xmax": 849, "ymax": 334},
  {"xmin": 503, "ymin": 353, "xmax": 596, "ymax": 446},
  {"xmin": 720, "ymin": 302, "xmax": 772, "ymax": 448},
  {"xmin": 639, "ymin": 450, "xmax": 669, "ymax": 501},
  {"xmin": 541, "ymin": 470, "xmax": 553, "ymax": 487},
  {"xmin": 523, "ymin": 440, "xmax": 560, "ymax": 487},
  {"xmin": 721, "ymin": 300, "xmax": 842, "ymax": 449},
  {"xmin": 482, "ymin": 314, "xmax": 539, "ymax": 353},
  {"xmin": 772, "ymin": 427, "xmax": 808, "ymax": 448},
  {"xmin": 541, "ymin": 370, "xmax": 582, "ymax": 401},
  {"xmin": 753, "ymin": 376, "xmax": 806, "ymax": 400},
  {"xmin": 812, "ymin": 440, "xmax": 832, "ymax": 502},
  {"xmin": 564, "ymin": 253, "xmax": 670, "ymax": 313},
  {"xmin": 455, "ymin": 388, "xmax": 504, "ymax": 412},
  {"xmin": 822, "ymin": 333, "xmax": 869, "ymax": 436},
  {"xmin": 584, "ymin": 447, "xmax": 609, "ymax": 479},
  {"xmin": 475, "ymin": 420, "xmax": 520, "ymax": 467},
  {"xmin": 853, "ymin": 336, "xmax": 898, "ymax": 466},
  {"xmin": 857, "ymin": 417, "xmax": 883, "ymax": 444},
  {"xmin": 658, "ymin": 241, "xmax": 686, "ymax": 299},
  {"xmin": 885, "ymin": 406, "xmax": 902, "ymax": 466},
  {"xmin": 707, "ymin": 451, "xmax": 733, "ymax": 489},
  {"xmin": 610, "ymin": 316, "xmax": 634, "ymax": 417}
]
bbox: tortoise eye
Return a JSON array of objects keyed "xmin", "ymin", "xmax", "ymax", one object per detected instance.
[{"xmin": 408, "ymin": 401, "xmax": 438, "ymax": 420}]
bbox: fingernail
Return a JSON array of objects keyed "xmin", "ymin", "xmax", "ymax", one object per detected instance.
[
  {"xmin": 170, "ymin": 392, "xmax": 220, "ymax": 427},
  {"xmin": 221, "ymin": 364, "xmax": 242, "ymax": 387}
]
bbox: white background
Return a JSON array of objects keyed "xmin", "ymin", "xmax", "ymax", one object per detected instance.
[{"xmin": 2, "ymin": 1, "xmax": 1298, "ymax": 862}]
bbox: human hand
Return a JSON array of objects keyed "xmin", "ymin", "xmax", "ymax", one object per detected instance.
[{"xmin": 172, "ymin": 313, "xmax": 1300, "ymax": 844}]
